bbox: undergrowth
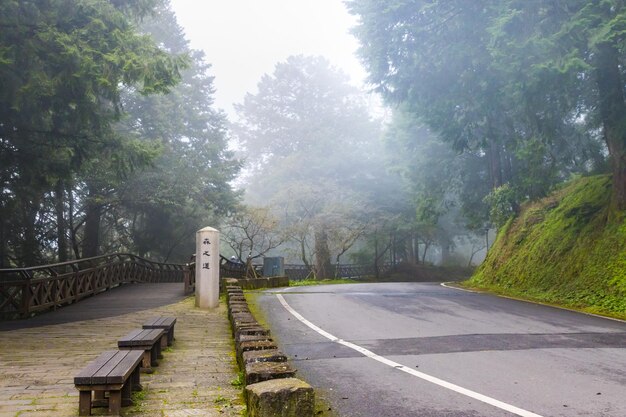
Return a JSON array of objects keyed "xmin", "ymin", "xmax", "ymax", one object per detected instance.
[
  {"xmin": 289, "ymin": 278, "xmax": 357, "ymax": 287},
  {"xmin": 466, "ymin": 175, "xmax": 626, "ymax": 319}
]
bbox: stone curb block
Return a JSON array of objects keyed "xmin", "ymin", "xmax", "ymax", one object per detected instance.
[
  {"xmin": 237, "ymin": 340, "xmax": 278, "ymax": 367},
  {"xmin": 238, "ymin": 334, "xmax": 273, "ymax": 343},
  {"xmin": 244, "ymin": 361, "xmax": 296, "ymax": 385},
  {"xmin": 242, "ymin": 349, "xmax": 287, "ymax": 366},
  {"xmin": 245, "ymin": 378, "xmax": 314, "ymax": 417},
  {"xmin": 235, "ymin": 327, "xmax": 270, "ymax": 342},
  {"xmin": 227, "ymin": 284, "xmax": 314, "ymax": 417}
]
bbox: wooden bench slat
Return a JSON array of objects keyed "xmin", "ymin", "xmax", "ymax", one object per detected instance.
[
  {"xmin": 74, "ymin": 351, "xmax": 118, "ymax": 385},
  {"xmin": 121, "ymin": 328, "xmax": 144, "ymax": 342},
  {"xmin": 148, "ymin": 317, "xmax": 165, "ymax": 326},
  {"xmin": 92, "ymin": 351, "xmax": 134, "ymax": 384},
  {"xmin": 143, "ymin": 317, "xmax": 160, "ymax": 326},
  {"xmin": 160, "ymin": 317, "xmax": 176, "ymax": 326},
  {"xmin": 143, "ymin": 316, "xmax": 176, "ymax": 328},
  {"xmin": 118, "ymin": 329, "xmax": 163, "ymax": 347},
  {"xmin": 143, "ymin": 316, "xmax": 176, "ymax": 347},
  {"xmin": 107, "ymin": 350, "xmax": 143, "ymax": 384},
  {"xmin": 75, "ymin": 349, "xmax": 144, "ymax": 416}
]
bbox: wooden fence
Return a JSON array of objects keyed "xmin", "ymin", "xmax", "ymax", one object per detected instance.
[
  {"xmin": 0, "ymin": 252, "xmax": 402, "ymax": 319},
  {"xmin": 0, "ymin": 253, "xmax": 191, "ymax": 320},
  {"xmin": 284, "ymin": 263, "xmax": 396, "ymax": 281}
]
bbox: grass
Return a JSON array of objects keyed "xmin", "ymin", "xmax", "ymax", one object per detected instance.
[
  {"xmin": 467, "ymin": 175, "xmax": 626, "ymax": 319},
  {"xmin": 213, "ymin": 395, "xmax": 228, "ymax": 404},
  {"xmin": 130, "ymin": 388, "xmax": 148, "ymax": 413},
  {"xmin": 230, "ymin": 371, "xmax": 245, "ymax": 387},
  {"xmin": 289, "ymin": 278, "xmax": 359, "ymax": 287}
]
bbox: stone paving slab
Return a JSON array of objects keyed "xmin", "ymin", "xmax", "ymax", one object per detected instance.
[{"xmin": 0, "ymin": 290, "xmax": 244, "ymax": 417}]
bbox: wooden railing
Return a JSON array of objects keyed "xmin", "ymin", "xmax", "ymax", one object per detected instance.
[
  {"xmin": 184, "ymin": 260, "xmax": 195, "ymax": 295},
  {"xmin": 0, "ymin": 253, "xmax": 190, "ymax": 320},
  {"xmin": 284, "ymin": 263, "xmax": 396, "ymax": 281},
  {"xmin": 219, "ymin": 256, "xmax": 249, "ymax": 279}
]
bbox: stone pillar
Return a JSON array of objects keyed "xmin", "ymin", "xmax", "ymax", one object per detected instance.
[{"xmin": 195, "ymin": 227, "xmax": 220, "ymax": 309}]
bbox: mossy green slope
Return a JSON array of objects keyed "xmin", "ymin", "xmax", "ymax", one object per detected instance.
[{"xmin": 467, "ymin": 175, "xmax": 626, "ymax": 319}]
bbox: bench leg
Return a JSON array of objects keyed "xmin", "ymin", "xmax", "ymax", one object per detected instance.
[
  {"xmin": 157, "ymin": 337, "xmax": 165, "ymax": 358},
  {"xmin": 131, "ymin": 366, "xmax": 143, "ymax": 391},
  {"xmin": 169, "ymin": 327, "xmax": 175, "ymax": 345},
  {"xmin": 160, "ymin": 334, "xmax": 168, "ymax": 350},
  {"xmin": 122, "ymin": 381, "xmax": 133, "ymax": 407},
  {"xmin": 108, "ymin": 390, "xmax": 122, "ymax": 416},
  {"xmin": 151, "ymin": 344, "xmax": 160, "ymax": 366},
  {"xmin": 141, "ymin": 350, "xmax": 153, "ymax": 373},
  {"xmin": 78, "ymin": 390, "xmax": 91, "ymax": 416}
]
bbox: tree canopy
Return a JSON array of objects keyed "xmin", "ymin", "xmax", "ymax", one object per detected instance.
[
  {"xmin": 233, "ymin": 55, "xmax": 396, "ymax": 277},
  {"xmin": 347, "ymin": 0, "xmax": 618, "ymax": 228},
  {"xmin": 0, "ymin": 0, "xmax": 238, "ymax": 266}
]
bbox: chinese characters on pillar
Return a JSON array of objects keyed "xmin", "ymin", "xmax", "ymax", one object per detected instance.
[{"xmin": 202, "ymin": 238, "xmax": 211, "ymax": 270}]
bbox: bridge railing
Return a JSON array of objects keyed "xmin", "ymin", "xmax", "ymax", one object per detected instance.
[
  {"xmin": 0, "ymin": 253, "xmax": 189, "ymax": 320},
  {"xmin": 284, "ymin": 263, "xmax": 396, "ymax": 281},
  {"xmin": 184, "ymin": 259, "xmax": 195, "ymax": 295}
]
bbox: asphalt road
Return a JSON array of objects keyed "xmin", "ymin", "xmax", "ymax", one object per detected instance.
[{"xmin": 254, "ymin": 282, "xmax": 626, "ymax": 417}]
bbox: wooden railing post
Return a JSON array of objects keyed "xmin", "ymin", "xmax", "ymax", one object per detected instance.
[
  {"xmin": 21, "ymin": 277, "xmax": 31, "ymax": 319},
  {"xmin": 72, "ymin": 263, "xmax": 79, "ymax": 303},
  {"xmin": 183, "ymin": 268, "xmax": 190, "ymax": 294}
]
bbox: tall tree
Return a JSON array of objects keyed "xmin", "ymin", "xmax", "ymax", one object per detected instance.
[
  {"xmin": 113, "ymin": 6, "xmax": 240, "ymax": 262},
  {"xmin": 233, "ymin": 55, "xmax": 384, "ymax": 277},
  {"xmin": 347, "ymin": 1, "xmax": 514, "ymax": 189},
  {"xmin": 491, "ymin": 0, "xmax": 626, "ymax": 211},
  {"xmin": 348, "ymin": 0, "xmax": 609, "ymax": 229},
  {"xmin": 0, "ymin": 0, "xmax": 184, "ymax": 265}
]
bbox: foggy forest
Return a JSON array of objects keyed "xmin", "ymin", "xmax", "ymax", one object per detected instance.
[{"xmin": 1, "ymin": 0, "xmax": 624, "ymax": 280}]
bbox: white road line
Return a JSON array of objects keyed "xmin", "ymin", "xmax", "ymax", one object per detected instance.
[
  {"xmin": 276, "ymin": 293, "xmax": 544, "ymax": 417},
  {"xmin": 440, "ymin": 282, "xmax": 480, "ymax": 293}
]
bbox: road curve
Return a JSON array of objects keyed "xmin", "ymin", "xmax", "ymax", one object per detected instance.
[{"xmin": 254, "ymin": 282, "xmax": 626, "ymax": 417}]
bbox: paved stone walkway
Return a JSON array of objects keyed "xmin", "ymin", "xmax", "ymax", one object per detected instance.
[{"xmin": 0, "ymin": 284, "xmax": 244, "ymax": 417}]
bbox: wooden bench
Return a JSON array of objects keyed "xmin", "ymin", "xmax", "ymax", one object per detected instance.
[
  {"xmin": 118, "ymin": 328, "xmax": 166, "ymax": 372},
  {"xmin": 142, "ymin": 316, "xmax": 176, "ymax": 347},
  {"xmin": 74, "ymin": 350, "xmax": 143, "ymax": 416}
]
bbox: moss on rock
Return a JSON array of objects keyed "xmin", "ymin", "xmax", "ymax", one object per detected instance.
[{"xmin": 467, "ymin": 175, "xmax": 626, "ymax": 319}]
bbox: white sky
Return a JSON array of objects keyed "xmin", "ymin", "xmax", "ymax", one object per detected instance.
[{"xmin": 169, "ymin": 0, "xmax": 368, "ymax": 118}]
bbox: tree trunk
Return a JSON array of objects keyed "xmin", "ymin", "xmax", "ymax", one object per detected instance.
[
  {"xmin": 489, "ymin": 140, "xmax": 503, "ymax": 189},
  {"xmin": 373, "ymin": 233, "xmax": 380, "ymax": 279},
  {"xmin": 20, "ymin": 194, "xmax": 40, "ymax": 267},
  {"xmin": 54, "ymin": 180, "xmax": 68, "ymax": 262},
  {"xmin": 406, "ymin": 234, "xmax": 417, "ymax": 265},
  {"xmin": 595, "ymin": 42, "xmax": 626, "ymax": 211},
  {"xmin": 487, "ymin": 121, "xmax": 503, "ymax": 189},
  {"xmin": 421, "ymin": 241, "xmax": 430, "ymax": 264},
  {"xmin": 68, "ymin": 186, "xmax": 81, "ymax": 260},
  {"xmin": 0, "ymin": 212, "xmax": 6, "ymax": 268},
  {"xmin": 300, "ymin": 237, "xmax": 310, "ymax": 268},
  {"xmin": 314, "ymin": 227, "xmax": 332, "ymax": 279},
  {"xmin": 82, "ymin": 185, "xmax": 103, "ymax": 258}
]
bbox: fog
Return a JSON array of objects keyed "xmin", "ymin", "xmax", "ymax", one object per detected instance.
[
  {"xmin": 1, "ymin": 1, "xmax": 617, "ymax": 277},
  {"xmin": 169, "ymin": 0, "xmax": 367, "ymax": 118},
  {"xmin": 164, "ymin": 2, "xmax": 509, "ymax": 273}
]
